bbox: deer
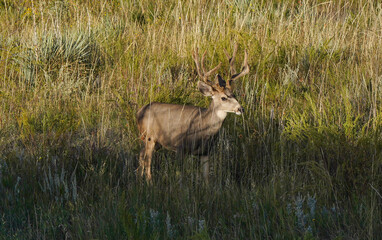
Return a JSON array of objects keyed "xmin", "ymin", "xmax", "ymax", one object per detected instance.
[{"xmin": 136, "ymin": 44, "xmax": 249, "ymax": 183}]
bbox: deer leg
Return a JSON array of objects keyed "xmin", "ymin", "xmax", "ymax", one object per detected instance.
[
  {"xmin": 143, "ymin": 138, "xmax": 155, "ymax": 182},
  {"xmin": 200, "ymin": 155, "xmax": 209, "ymax": 184},
  {"xmin": 175, "ymin": 147, "xmax": 185, "ymax": 185},
  {"xmin": 137, "ymin": 147, "xmax": 146, "ymax": 178},
  {"xmin": 137, "ymin": 137, "xmax": 155, "ymax": 182}
]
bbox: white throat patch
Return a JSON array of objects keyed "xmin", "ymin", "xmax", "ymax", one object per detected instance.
[{"xmin": 216, "ymin": 110, "xmax": 227, "ymax": 119}]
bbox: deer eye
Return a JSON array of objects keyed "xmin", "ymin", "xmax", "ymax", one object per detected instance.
[{"xmin": 221, "ymin": 97, "xmax": 228, "ymax": 101}]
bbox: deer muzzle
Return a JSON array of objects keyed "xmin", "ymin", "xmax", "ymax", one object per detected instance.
[{"xmin": 236, "ymin": 107, "xmax": 244, "ymax": 115}]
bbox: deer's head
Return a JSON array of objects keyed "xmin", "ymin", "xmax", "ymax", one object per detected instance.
[{"xmin": 192, "ymin": 44, "xmax": 249, "ymax": 116}]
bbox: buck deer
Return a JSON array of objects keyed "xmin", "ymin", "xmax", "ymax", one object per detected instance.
[{"xmin": 136, "ymin": 45, "xmax": 249, "ymax": 183}]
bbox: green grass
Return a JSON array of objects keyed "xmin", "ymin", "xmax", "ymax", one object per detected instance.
[{"xmin": 0, "ymin": 0, "xmax": 381, "ymax": 239}]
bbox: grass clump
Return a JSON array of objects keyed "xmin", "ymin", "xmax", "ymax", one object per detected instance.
[{"xmin": 13, "ymin": 30, "xmax": 103, "ymax": 87}]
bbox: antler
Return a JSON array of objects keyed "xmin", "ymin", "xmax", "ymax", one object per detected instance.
[
  {"xmin": 224, "ymin": 44, "xmax": 249, "ymax": 89},
  {"xmin": 192, "ymin": 48, "xmax": 221, "ymax": 85}
]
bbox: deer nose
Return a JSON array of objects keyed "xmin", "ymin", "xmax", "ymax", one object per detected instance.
[{"xmin": 238, "ymin": 107, "xmax": 244, "ymax": 114}]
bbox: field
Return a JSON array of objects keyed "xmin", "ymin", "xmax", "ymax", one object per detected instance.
[{"xmin": 1, "ymin": 0, "xmax": 382, "ymax": 239}]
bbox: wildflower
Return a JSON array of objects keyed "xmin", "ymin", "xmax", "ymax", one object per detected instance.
[
  {"xmin": 321, "ymin": 206, "xmax": 329, "ymax": 217},
  {"xmin": 187, "ymin": 216, "xmax": 195, "ymax": 226},
  {"xmin": 307, "ymin": 194, "xmax": 317, "ymax": 217},
  {"xmin": 286, "ymin": 203, "xmax": 292, "ymax": 214},
  {"xmin": 294, "ymin": 195, "xmax": 305, "ymax": 230},
  {"xmin": 198, "ymin": 219, "xmax": 205, "ymax": 232},
  {"xmin": 166, "ymin": 212, "xmax": 174, "ymax": 238},
  {"xmin": 149, "ymin": 209, "xmax": 159, "ymax": 227}
]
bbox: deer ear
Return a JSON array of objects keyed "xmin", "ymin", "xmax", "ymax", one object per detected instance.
[
  {"xmin": 216, "ymin": 74, "xmax": 226, "ymax": 88},
  {"xmin": 198, "ymin": 81, "xmax": 214, "ymax": 96}
]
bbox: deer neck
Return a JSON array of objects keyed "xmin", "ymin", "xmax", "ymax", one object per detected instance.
[{"xmin": 199, "ymin": 101, "xmax": 227, "ymax": 135}]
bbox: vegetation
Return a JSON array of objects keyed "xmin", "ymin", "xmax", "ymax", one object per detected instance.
[{"xmin": 0, "ymin": 0, "xmax": 381, "ymax": 239}]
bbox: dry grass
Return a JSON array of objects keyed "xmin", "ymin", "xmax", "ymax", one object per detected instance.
[{"xmin": 0, "ymin": 0, "xmax": 381, "ymax": 239}]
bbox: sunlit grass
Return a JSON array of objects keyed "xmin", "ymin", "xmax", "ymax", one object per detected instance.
[{"xmin": 0, "ymin": 0, "xmax": 381, "ymax": 239}]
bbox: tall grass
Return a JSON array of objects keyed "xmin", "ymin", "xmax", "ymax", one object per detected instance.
[{"xmin": 0, "ymin": 0, "xmax": 381, "ymax": 239}]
